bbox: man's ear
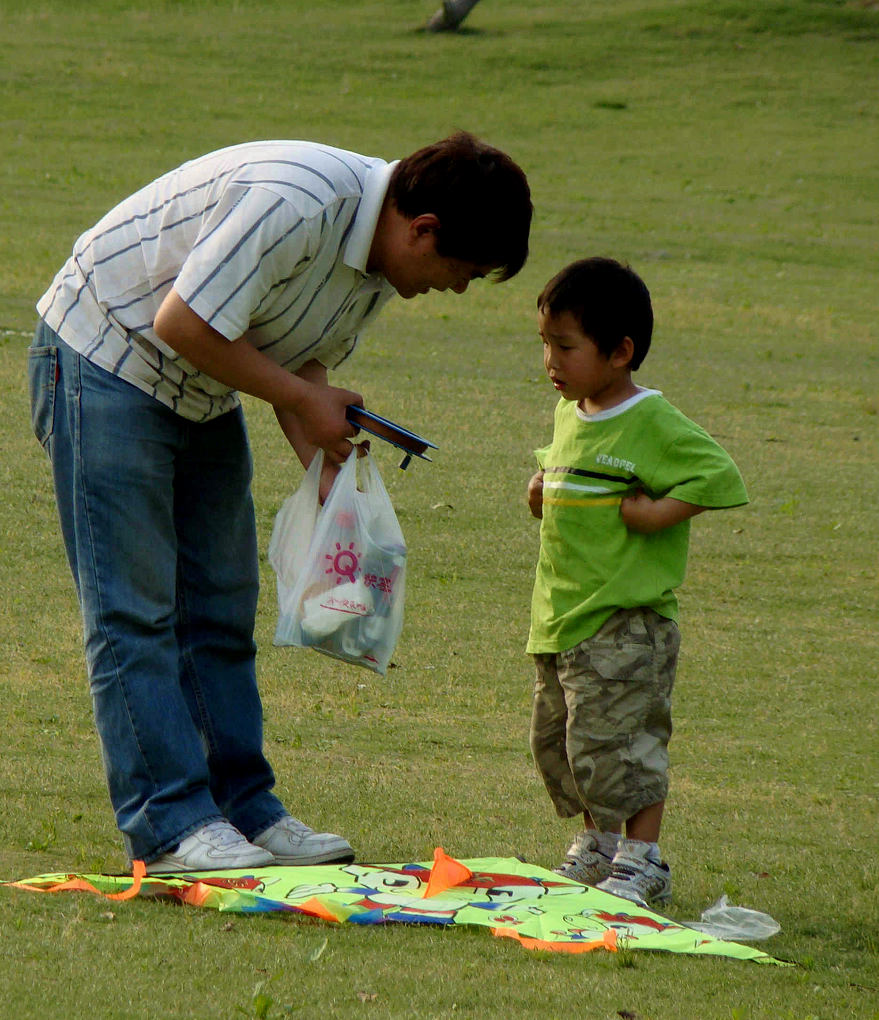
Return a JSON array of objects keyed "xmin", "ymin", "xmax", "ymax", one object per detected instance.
[
  {"xmin": 611, "ymin": 336, "xmax": 635, "ymax": 368},
  {"xmin": 407, "ymin": 212, "xmax": 441, "ymax": 242}
]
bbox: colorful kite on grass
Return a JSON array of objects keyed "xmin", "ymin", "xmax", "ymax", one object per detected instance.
[{"xmin": 6, "ymin": 847, "xmax": 786, "ymax": 964}]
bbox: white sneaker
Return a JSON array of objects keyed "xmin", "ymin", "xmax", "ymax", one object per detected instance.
[
  {"xmin": 552, "ymin": 830, "xmax": 616, "ymax": 885},
  {"xmin": 252, "ymin": 815, "xmax": 354, "ymax": 865},
  {"xmin": 145, "ymin": 820, "xmax": 274, "ymax": 874},
  {"xmin": 596, "ymin": 838, "xmax": 672, "ymax": 907}
]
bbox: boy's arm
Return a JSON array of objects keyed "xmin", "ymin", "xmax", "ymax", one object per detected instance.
[
  {"xmin": 527, "ymin": 470, "xmax": 545, "ymax": 519},
  {"xmin": 620, "ymin": 490, "xmax": 706, "ymax": 534}
]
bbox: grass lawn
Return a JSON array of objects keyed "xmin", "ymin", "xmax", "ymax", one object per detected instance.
[{"xmin": 1, "ymin": 1, "xmax": 877, "ymax": 1016}]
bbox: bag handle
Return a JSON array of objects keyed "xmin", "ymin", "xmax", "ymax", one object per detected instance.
[
  {"xmin": 268, "ymin": 450, "xmax": 325, "ymax": 582},
  {"xmin": 353, "ymin": 448, "xmax": 389, "ymax": 496}
]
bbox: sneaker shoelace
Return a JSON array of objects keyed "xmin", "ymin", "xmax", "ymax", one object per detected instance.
[
  {"xmin": 201, "ymin": 821, "xmax": 247, "ymax": 849},
  {"xmin": 610, "ymin": 862, "xmax": 639, "ymax": 881}
]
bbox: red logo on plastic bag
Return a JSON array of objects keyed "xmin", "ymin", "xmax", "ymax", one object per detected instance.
[
  {"xmin": 325, "ymin": 542, "xmax": 360, "ymax": 583},
  {"xmin": 363, "ymin": 574, "xmax": 394, "ymax": 593}
]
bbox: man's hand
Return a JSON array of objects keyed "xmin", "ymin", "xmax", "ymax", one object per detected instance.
[
  {"xmin": 273, "ymin": 360, "xmax": 365, "ymax": 476},
  {"xmin": 292, "ymin": 377, "xmax": 363, "ymax": 465},
  {"xmin": 620, "ymin": 490, "xmax": 706, "ymax": 534},
  {"xmin": 527, "ymin": 470, "xmax": 545, "ymax": 519}
]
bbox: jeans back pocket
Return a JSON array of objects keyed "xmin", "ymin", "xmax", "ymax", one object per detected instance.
[{"xmin": 28, "ymin": 345, "xmax": 58, "ymax": 449}]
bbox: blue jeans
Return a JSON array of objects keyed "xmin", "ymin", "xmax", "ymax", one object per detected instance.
[{"xmin": 28, "ymin": 322, "xmax": 286, "ymax": 862}]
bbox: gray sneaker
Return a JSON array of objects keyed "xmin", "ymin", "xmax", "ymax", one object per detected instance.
[
  {"xmin": 252, "ymin": 815, "xmax": 355, "ymax": 865},
  {"xmin": 596, "ymin": 838, "xmax": 672, "ymax": 907},
  {"xmin": 552, "ymin": 830, "xmax": 615, "ymax": 885},
  {"xmin": 145, "ymin": 820, "xmax": 274, "ymax": 874}
]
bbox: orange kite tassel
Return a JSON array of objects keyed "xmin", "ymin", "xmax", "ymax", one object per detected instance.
[
  {"xmin": 6, "ymin": 859, "xmax": 146, "ymax": 902},
  {"xmin": 104, "ymin": 860, "xmax": 146, "ymax": 901},
  {"xmin": 422, "ymin": 847, "xmax": 473, "ymax": 898}
]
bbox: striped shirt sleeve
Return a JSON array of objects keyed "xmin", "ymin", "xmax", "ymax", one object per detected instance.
[{"xmin": 174, "ymin": 182, "xmax": 318, "ymax": 341}]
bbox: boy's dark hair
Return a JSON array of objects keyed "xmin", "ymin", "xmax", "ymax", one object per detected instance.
[
  {"xmin": 537, "ymin": 257, "xmax": 653, "ymax": 370},
  {"xmin": 390, "ymin": 131, "xmax": 532, "ymax": 281}
]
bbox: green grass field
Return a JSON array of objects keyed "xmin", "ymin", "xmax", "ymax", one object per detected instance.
[{"xmin": 1, "ymin": 1, "xmax": 878, "ymax": 1016}]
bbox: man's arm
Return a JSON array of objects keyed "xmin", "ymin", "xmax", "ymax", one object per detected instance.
[
  {"xmin": 154, "ymin": 289, "xmax": 362, "ymax": 463},
  {"xmin": 274, "ymin": 359, "xmax": 355, "ymax": 500}
]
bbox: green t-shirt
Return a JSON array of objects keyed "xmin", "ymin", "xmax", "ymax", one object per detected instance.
[{"xmin": 527, "ymin": 389, "xmax": 748, "ymax": 654}]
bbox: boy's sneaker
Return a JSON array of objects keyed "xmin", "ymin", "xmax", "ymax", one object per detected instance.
[
  {"xmin": 252, "ymin": 815, "xmax": 355, "ymax": 865},
  {"xmin": 145, "ymin": 820, "xmax": 274, "ymax": 874},
  {"xmin": 596, "ymin": 838, "xmax": 672, "ymax": 907},
  {"xmin": 552, "ymin": 830, "xmax": 616, "ymax": 885}
]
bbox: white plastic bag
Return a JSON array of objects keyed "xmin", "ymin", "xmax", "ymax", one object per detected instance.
[
  {"xmin": 268, "ymin": 449, "xmax": 324, "ymax": 587},
  {"xmin": 269, "ymin": 450, "xmax": 406, "ymax": 676},
  {"xmin": 683, "ymin": 895, "xmax": 781, "ymax": 941}
]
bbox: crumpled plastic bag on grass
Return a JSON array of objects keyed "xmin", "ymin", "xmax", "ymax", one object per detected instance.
[{"xmin": 683, "ymin": 894, "xmax": 781, "ymax": 941}]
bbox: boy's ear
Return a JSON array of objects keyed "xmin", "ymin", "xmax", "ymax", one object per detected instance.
[{"xmin": 611, "ymin": 336, "xmax": 635, "ymax": 369}]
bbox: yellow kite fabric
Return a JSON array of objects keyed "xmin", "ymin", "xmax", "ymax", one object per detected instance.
[{"xmin": 5, "ymin": 848, "xmax": 785, "ymax": 964}]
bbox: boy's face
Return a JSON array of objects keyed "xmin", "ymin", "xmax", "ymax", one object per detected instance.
[{"xmin": 538, "ymin": 306, "xmax": 634, "ymax": 413}]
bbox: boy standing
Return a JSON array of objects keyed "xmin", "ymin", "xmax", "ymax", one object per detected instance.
[{"xmin": 526, "ymin": 258, "xmax": 747, "ymax": 906}]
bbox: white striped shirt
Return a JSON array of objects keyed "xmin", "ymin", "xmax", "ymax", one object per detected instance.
[{"xmin": 37, "ymin": 141, "xmax": 399, "ymax": 421}]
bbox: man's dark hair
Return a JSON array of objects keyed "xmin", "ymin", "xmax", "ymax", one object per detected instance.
[
  {"xmin": 389, "ymin": 131, "xmax": 532, "ymax": 281},
  {"xmin": 537, "ymin": 257, "xmax": 653, "ymax": 370}
]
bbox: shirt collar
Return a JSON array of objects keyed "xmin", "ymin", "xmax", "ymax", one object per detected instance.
[
  {"xmin": 575, "ymin": 387, "xmax": 662, "ymax": 422},
  {"xmin": 344, "ymin": 159, "xmax": 399, "ymax": 274}
]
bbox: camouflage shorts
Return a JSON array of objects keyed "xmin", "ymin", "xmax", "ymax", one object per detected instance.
[{"xmin": 530, "ymin": 607, "xmax": 680, "ymax": 831}]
